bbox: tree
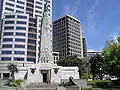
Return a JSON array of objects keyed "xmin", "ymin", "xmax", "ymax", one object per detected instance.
[
  {"xmin": 102, "ymin": 37, "xmax": 120, "ymax": 79},
  {"xmin": 7, "ymin": 63, "xmax": 18, "ymax": 80},
  {"xmin": 89, "ymin": 54, "xmax": 104, "ymax": 80},
  {"xmin": 57, "ymin": 55, "xmax": 85, "ymax": 78}
]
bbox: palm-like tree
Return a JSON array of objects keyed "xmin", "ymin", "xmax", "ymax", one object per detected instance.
[{"xmin": 7, "ymin": 63, "xmax": 18, "ymax": 80}]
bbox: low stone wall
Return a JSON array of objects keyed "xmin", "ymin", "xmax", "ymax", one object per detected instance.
[{"xmin": 57, "ymin": 86, "xmax": 80, "ymax": 90}]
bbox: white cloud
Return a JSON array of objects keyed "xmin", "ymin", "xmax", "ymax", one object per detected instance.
[
  {"xmin": 63, "ymin": 4, "xmax": 71, "ymax": 15},
  {"xmin": 61, "ymin": 0, "xmax": 81, "ymax": 17},
  {"xmin": 71, "ymin": 0, "xmax": 81, "ymax": 16},
  {"xmin": 86, "ymin": 0, "xmax": 100, "ymax": 33}
]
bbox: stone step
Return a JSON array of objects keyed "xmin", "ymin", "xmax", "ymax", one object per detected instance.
[{"xmin": 26, "ymin": 88, "xmax": 56, "ymax": 90}]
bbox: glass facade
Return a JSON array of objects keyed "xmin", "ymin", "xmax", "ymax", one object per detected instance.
[
  {"xmin": 17, "ymin": 15, "xmax": 27, "ymax": 19},
  {"xmin": 1, "ymin": 57, "xmax": 11, "ymax": 61},
  {"xmin": 15, "ymin": 45, "xmax": 25, "ymax": 48},
  {"xmin": 16, "ymin": 26, "xmax": 26, "ymax": 30},
  {"xmin": 15, "ymin": 38, "xmax": 25, "ymax": 42},
  {"xmin": 14, "ymin": 51, "xmax": 25, "ymax": 54},
  {"xmin": 15, "ymin": 32, "xmax": 26, "ymax": 36}
]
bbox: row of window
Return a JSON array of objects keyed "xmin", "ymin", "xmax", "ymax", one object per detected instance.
[
  {"xmin": 2, "ymin": 51, "xmax": 25, "ymax": 54},
  {"xmin": 3, "ymin": 38, "xmax": 25, "ymax": 42},
  {"xmin": 5, "ymin": 15, "xmax": 27, "ymax": 19},
  {"xmin": 2, "ymin": 44, "xmax": 37, "ymax": 51},
  {"xmin": 4, "ymin": 26, "xmax": 26, "ymax": 30},
  {"xmin": 6, "ymin": 2, "xmax": 24, "ymax": 9},
  {"xmin": 1, "ymin": 57, "xmax": 35, "ymax": 62},
  {"xmin": 1, "ymin": 43, "xmax": 25, "ymax": 48},
  {"xmin": 5, "ymin": 21, "xmax": 26, "ymax": 24},
  {"xmin": 2, "ymin": 38, "xmax": 35, "ymax": 43},
  {"xmin": 1, "ymin": 57, "xmax": 24, "ymax": 61},
  {"xmin": 4, "ymin": 32, "xmax": 26, "ymax": 36}
]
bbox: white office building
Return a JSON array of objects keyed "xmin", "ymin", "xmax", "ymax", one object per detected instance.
[{"xmin": 0, "ymin": 0, "xmax": 52, "ymax": 63}]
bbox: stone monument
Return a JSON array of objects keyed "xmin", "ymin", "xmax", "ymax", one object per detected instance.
[{"xmin": 14, "ymin": 2, "xmax": 80, "ymax": 85}]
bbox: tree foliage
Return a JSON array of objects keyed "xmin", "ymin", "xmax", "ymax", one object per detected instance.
[
  {"xmin": 7, "ymin": 63, "xmax": 18, "ymax": 80},
  {"xmin": 102, "ymin": 37, "xmax": 120, "ymax": 78},
  {"xmin": 89, "ymin": 54, "xmax": 104, "ymax": 80}
]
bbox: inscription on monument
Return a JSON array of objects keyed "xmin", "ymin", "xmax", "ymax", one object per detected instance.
[{"xmin": 61, "ymin": 70, "xmax": 75, "ymax": 79}]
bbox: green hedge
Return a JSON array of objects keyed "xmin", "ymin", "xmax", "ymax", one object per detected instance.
[
  {"xmin": 88, "ymin": 80, "xmax": 112, "ymax": 88},
  {"xmin": 81, "ymin": 73, "xmax": 92, "ymax": 79}
]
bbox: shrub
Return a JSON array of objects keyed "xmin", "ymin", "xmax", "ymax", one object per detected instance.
[
  {"xmin": 81, "ymin": 73, "xmax": 92, "ymax": 79},
  {"xmin": 12, "ymin": 79, "xmax": 23, "ymax": 87}
]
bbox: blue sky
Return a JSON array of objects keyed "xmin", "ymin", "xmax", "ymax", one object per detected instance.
[{"xmin": 52, "ymin": 0, "xmax": 120, "ymax": 51}]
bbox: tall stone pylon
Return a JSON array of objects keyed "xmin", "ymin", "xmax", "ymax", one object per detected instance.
[{"xmin": 38, "ymin": 2, "xmax": 53, "ymax": 64}]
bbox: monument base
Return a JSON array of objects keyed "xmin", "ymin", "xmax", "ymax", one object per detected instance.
[{"xmin": 15, "ymin": 63, "xmax": 79, "ymax": 85}]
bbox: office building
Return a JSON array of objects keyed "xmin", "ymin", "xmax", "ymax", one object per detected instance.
[
  {"xmin": 0, "ymin": 0, "xmax": 52, "ymax": 63},
  {"xmin": 87, "ymin": 51, "xmax": 101, "ymax": 57},
  {"xmin": 83, "ymin": 37, "xmax": 87, "ymax": 57},
  {"xmin": 53, "ymin": 14, "xmax": 83, "ymax": 58}
]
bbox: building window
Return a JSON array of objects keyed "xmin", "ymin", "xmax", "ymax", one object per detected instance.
[
  {"xmin": 56, "ymin": 57, "xmax": 58, "ymax": 60},
  {"xmin": 4, "ymin": 26, "xmax": 14, "ymax": 30},
  {"xmin": 5, "ymin": 15, "xmax": 15, "ymax": 18},
  {"xmin": 17, "ymin": 21, "xmax": 26, "ymax": 24},
  {"xmin": 1, "ymin": 57, "xmax": 11, "ymax": 61},
  {"xmin": 2, "ymin": 51, "xmax": 12, "ymax": 54},
  {"xmin": 8, "ymin": 0, "xmax": 15, "ymax": 2},
  {"xmin": 27, "ymin": 45, "xmax": 36, "ymax": 50},
  {"xmin": 6, "ymin": 2, "xmax": 14, "ymax": 7},
  {"xmin": 16, "ymin": 5, "xmax": 24, "ymax": 9},
  {"xmin": 14, "ymin": 57, "xmax": 24, "ymax": 61},
  {"xmin": 48, "ymin": 4, "xmax": 50, "ymax": 7},
  {"xmin": 3, "ymin": 38, "xmax": 13, "ymax": 42},
  {"xmin": 16, "ymin": 26, "xmax": 26, "ymax": 30},
  {"xmin": 3, "ymin": 32, "xmax": 13, "ymax": 36},
  {"xmin": 28, "ymin": 39, "xmax": 36, "ymax": 44},
  {"xmin": 2, "ymin": 44, "xmax": 12, "ymax": 48},
  {"xmin": 17, "ymin": 0, "xmax": 24, "ymax": 4},
  {"xmin": 27, "ymin": 58, "xmax": 35, "ymax": 62},
  {"xmin": 26, "ymin": 8, "xmax": 33, "ymax": 12},
  {"xmin": 15, "ymin": 38, "xmax": 25, "ymax": 42},
  {"xmin": 5, "ymin": 7, "xmax": 14, "ymax": 12},
  {"xmin": 49, "ymin": 13, "xmax": 50, "ymax": 16},
  {"xmin": 15, "ymin": 32, "xmax": 26, "ymax": 36},
  {"xmin": 5, "ymin": 21, "xmax": 14, "ymax": 24},
  {"xmin": 28, "ymin": 33, "xmax": 36, "ymax": 39},
  {"xmin": 15, "ymin": 45, "xmax": 25, "ymax": 48},
  {"xmin": 36, "ymin": 1, "xmax": 42, "ymax": 5},
  {"xmin": 35, "ymin": 6, "xmax": 42, "ymax": 9},
  {"xmin": 16, "ymin": 10, "xmax": 24, "ymax": 13},
  {"xmin": 17, "ymin": 15, "xmax": 27, "ymax": 19},
  {"xmin": 27, "ymin": 51, "xmax": 36, "ymax": 56},
  {"xmin": 35, "ymin": 10, "xmax": 42, "ymax": 14},
  {"xmin": 14, "ymin": 51, "xmax": 25, "ymax": 55}
]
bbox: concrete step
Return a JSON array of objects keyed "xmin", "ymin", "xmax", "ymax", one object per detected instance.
[{"xmin": 26, "ymin": 83, "xmax": 58, "ymax": 90}]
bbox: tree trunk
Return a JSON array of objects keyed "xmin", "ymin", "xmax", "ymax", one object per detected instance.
[
  {"xmin": 11, "ymin": 72, "xmax": 14, "ymax": 80},
  {"xmin": 93, "ymin": 73, "xmax": 95, "ymax": 80}
]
